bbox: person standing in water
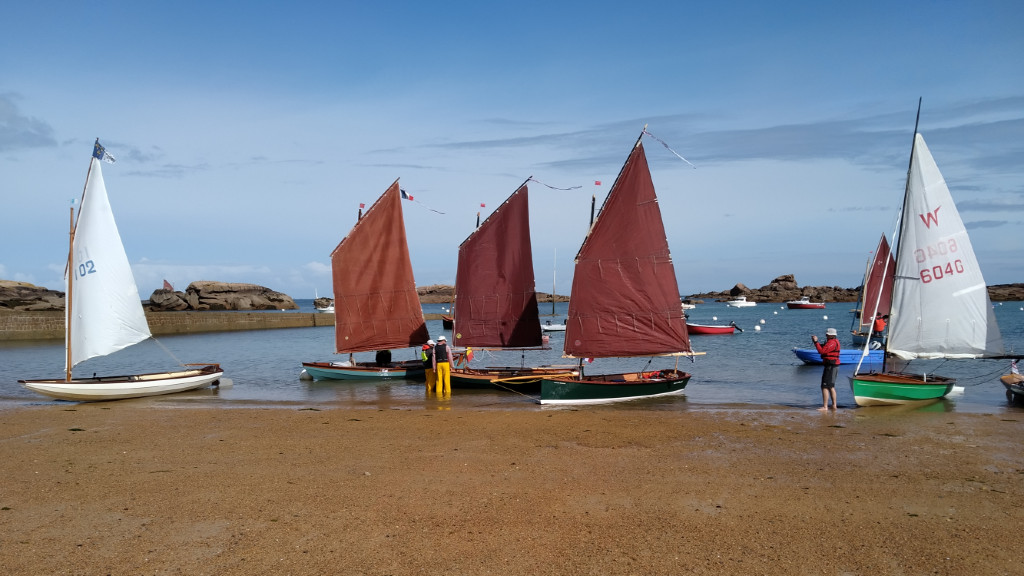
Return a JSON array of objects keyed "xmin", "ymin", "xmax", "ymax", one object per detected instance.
[
  {"xmin": 421, "ymin": 339, "xmax": 435, "ymax": 391},
  {"xmin": 812, "ymin": 327, "xmax": 841, "ymax": 410},
  {"xmin": 431, "ymin": 334, "xmax": 453, "ymax": 397}
]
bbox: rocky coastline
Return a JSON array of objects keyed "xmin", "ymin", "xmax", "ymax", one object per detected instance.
[{"xmin": 3, "ymin": 276, "xmax": 1022, "ymax": 313}]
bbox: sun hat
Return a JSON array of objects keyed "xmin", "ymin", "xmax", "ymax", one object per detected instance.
[
  {"xmin": 427, "ymin": 339, "xmax": 435, "ymax": 346},
  {"xmin": 437, "ymin": 335, "xmax": 447, "ymax": 341},
  {"xmin": 825, "ymin": 328, "xmax": 837, "ymax": 336}
]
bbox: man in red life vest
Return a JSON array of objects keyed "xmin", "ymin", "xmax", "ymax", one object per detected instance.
[{"xmin": 812, "ymin": 327, "xmax": 841, "ymax": 410}]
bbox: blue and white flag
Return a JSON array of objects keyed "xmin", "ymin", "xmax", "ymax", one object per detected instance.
[{"xmin": 92, "ymin": 141, "xmax": 117, "ymax": 164}]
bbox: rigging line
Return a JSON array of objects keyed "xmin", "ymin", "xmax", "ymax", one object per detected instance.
[
  {"xmin": 151, "ymin": 337, "xmax": 185, "ymax": 367},
  {"xmin": 641, "ymin": 128, "xmax": 696, "ymax": 168},
  {"xmin": 527, "ymin": 177, "xmax": 582, "ymax": 191}
]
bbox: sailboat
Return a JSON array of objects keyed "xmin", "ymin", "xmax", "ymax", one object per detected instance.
[
  {"xmin": 301, "ymin": 180, "xmax": 430, "ymax": 380},
  {"xmin": 850, "ymin": 107, "xmax": 1005, "ymax": 406},
  {"xmin": 449, "ymin": 180, "xmax": 576, "ymax": 389},
  {"xmin": 849, "ymin": 234, "xmax": 894, "ymax": 346},
  {"xmin": 20, "ymin": 141, "xmax": 223, "ymax": 401},
  {"xmin": 539, "ymin": 130, "xmax": 698, "ymax": 404}
]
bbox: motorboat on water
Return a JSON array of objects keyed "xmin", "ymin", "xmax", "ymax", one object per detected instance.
[
  {"xmin": 786, "ymin": 296, "xmax": 825, "ymax": 309},
  {"xmin": 725, "ymin": 296, "xmax": 756, "ymax": 307}
]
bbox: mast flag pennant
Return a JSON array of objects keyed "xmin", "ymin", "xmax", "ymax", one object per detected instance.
[
  {"xmin": 400, "ymin": 189, "xmax": 413, "ymax": 201},
  {"xmin": 594, "ymin": 180, "xmax": 601, "ymax": 186},
  {"xmin": 92, "ymin": 141, "xmax": 116, "ymax": 164}
]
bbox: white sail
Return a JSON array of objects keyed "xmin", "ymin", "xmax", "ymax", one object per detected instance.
[
  {"xmin": 67, "ymin": 158, "xmax": 151, "ymax": 369},
  {"xmin": 887, "ymin": 134, "xmax": 1004, "ymax": 360}
]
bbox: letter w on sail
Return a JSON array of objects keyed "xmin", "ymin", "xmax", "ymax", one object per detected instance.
[{"xmin": 919, "ymin": 206, "xmax": 941, "ymax": 228}]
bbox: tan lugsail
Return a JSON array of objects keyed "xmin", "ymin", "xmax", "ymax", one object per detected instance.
[
  {"xmin": 331, "ymin": 180, "xmax": 429, "ymax": 353},
  {"xmin": 563, "ymin": 140, "xmax": 691, "ymax": 359},
  {"xmin": 453, "ymin": 181, "xmax": 542, "ymax": 348}
]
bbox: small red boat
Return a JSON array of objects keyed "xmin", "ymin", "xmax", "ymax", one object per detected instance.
[
  {"xmin": 786, "ymin": 296, "xmax": 825, "ymax": 309},
  {"xmin": 686, "ymin": 321, "xmax": 741, "ymax": 335}
]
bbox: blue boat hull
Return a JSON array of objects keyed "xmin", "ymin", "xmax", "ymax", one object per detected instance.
[{"xmin": 791, "ymin": 348, "xmax": 884, "ymax": 366}]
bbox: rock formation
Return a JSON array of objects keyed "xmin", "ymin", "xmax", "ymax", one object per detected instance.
[
  {"xmin": 689, "ymin": 275, "xmax": 862, "ymax": 303},
  {"xmin": 0, "ymin": 280, "xmax": 65, "ymax": 311},
  {"xmin": 146, "ymin": 281, "xmax": 298, "ymax": 311}
]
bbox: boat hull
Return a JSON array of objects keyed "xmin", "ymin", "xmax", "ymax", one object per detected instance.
[
  {"xmin": 1001, "ymin": 373, "xmax": 1024, "ymax": 404},
  {"xmin": 20, "ymin": 365, "xmax": 224, "ymax": 402},
  {"xmin": 850, "ymin": 330, "xmax": 885, "ymax": 348},
  {"xmin": 848, "ymin": 372, "xmax": 955, "ymax": 406},
  {"xmin": 301, "ymin": 361, "xmax": 425, "ymax": 381},
  {"xmin": 792, "ymin": 348, "xmax": 884, "ymax": 365},
  {"xmin": 539, "ymin": 369, "xmax": 690, "ymax": 405},
  {"xmin": 451, "ymin": 366, "xmax": 578, "ymax": 391},
  {"xmin": 686, "ymin": 323, "xmax": 735, "ymax": 335},
  {"xmin": 786, "ymin": 303, "xmax": 825, "ymax": 309}
]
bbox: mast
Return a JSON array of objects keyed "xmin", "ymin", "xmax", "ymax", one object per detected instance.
[
  {"xmin": 885, "ymin": 98, "xmax": 922, "ymax": 369},
  {"xmin": 66, "ymin": 141, "xmax": 99, "ymax": 381},
  {"xmin": 856, "ymin": 100, "xmax": 920, "ymax": 376},
  {"xmin": 552, "ymin": 248, "xmax": 556, "ymax": 315},
  {"xmin": 64, "ymin": 206, "xmax": 74, "ymax": 382}
]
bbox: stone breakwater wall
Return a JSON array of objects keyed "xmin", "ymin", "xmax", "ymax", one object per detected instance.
[{"xmin": 0, "ymin": 311, "xmax": 337, "ymax": 342}]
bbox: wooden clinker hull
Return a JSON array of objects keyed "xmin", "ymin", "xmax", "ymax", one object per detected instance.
[
  {"xmin": 20, "ymin": 365, "xmax": 224, "ymax": 402},
  {"xmin": 540, "ymin": 369, "xmax": 690, "ymax": 405},
  {"xmin": 848, "ymin": 372, "xmax": 955, "ymax": 407},
  {"xmin": 451, "ymin": 366, "xmax": 578, "ymax": 392}
]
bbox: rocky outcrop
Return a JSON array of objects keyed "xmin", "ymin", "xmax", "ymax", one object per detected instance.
[
  {"xmin": 689, "ymin": 275, "xmax": 862, "ymax": 303},
  {"xmin": 989, "ymin": 284, "xmax": 1024, "ymax": 301},
  {"xmin": 146, "ymin": 281, "xmax": 298, "ymax": 311},
  {"xmin": 415, "ymin": 284, "xmax": 569, "ymax": 304},
  {"xmin": 0, "ymin": 280, "xmax": 65, "ymax": 311}
]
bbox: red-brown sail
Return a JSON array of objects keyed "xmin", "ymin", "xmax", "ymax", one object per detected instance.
[
  {"xmin": 563, "ymin": 140, "xmax": 691, "ymax": 359},
  {"xmin": 331, "ymin": 180, "xmax": 429, "ymax": 353},
  {"xmin": 861, "ymin": 233, "xmax": 895, "ymax": 328},
  {"xmin": 453, "ymin": 182, "xmax": 542, "ymax": 348}
]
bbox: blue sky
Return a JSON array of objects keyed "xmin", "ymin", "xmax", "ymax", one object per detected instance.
[{"xmin": 2, "ymin": 1, "xmax": 1022, "ymax": 300}]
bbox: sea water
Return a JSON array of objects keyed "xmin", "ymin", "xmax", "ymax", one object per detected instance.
[{"xmin": 1, "ymin": 300, "xmax": 1021, "ymax": 413}]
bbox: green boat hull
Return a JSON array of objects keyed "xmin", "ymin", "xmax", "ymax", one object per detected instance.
[
  {"xmin": 849, "ymin": 372, "xmax": 955, "ymax": 406},
  {"xmin": 540, "ymin": 370, "xmax": 690, "ymax": 405}
]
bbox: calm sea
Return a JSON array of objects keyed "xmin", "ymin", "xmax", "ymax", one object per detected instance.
[{"xmin": 2, "ymin": 300, "xmax": 1021, "ymax": 413}]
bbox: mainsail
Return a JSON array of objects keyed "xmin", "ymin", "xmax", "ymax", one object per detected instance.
[
  {"xmin": 67, "ymin": 156, "xmax": 151, "ymax": 370},
  {"xmin": 331, "ymin": 180, "xmax": 429, "ymax": 353},
  {"xmin": 453, "ymin": 182, "xmax": 542, "ymax": 348},
  {"xmin": 563, "ymin": 141, "xmax": 691, "ymax": 359},
  {"xmin": 886, "ymin": 134, "xmax": 1004, "ymax": 360},
  {"xmin": 856, "ymin": 234, "xmax": 895, "ymax": 335}
]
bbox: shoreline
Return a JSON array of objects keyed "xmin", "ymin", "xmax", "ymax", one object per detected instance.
[{"xmin": 0, "ymin": 404, "xmax": 1019, "ymax": 574}]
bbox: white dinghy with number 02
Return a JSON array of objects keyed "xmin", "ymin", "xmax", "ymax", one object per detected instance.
[{"xmin": 19, "ymin": 140, "xmax": 224, "ymax": 401}]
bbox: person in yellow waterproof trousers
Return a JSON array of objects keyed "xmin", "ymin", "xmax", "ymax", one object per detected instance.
[
  {"xmin": 421, "ymin": 339, "xmax": 435, "ymax": 391},
  {"xmin": 431, "ymin": 334, "xmax": 453, "ymax": 397}
]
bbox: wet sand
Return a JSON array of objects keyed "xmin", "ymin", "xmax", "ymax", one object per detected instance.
[{"xmin": 0, "ymin": 404, "xmax": 1020, "ymax": 575}]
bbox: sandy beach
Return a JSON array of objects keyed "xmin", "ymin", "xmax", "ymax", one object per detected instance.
[{"xmin": 0, "ymin": 404, "xmax": 1020, "ymax": 575}]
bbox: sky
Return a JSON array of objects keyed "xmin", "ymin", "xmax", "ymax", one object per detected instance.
[{"xmin": 2, "ymin": 1, "xmax": 1022, "ymax": 300}]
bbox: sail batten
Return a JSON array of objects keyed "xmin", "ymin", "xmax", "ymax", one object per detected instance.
[
  {"xmin": 331, "ymin": 181, "xmax": 429, "ymax": 354},
  {"xmin": 453, "ymin": 183, "xmax": 542, "ymax": 348},
  {"xmin": 563, "ymin": 142, "xmax": 690, "ymax": 359},
  {"xmin": 886, "ymin": 134, "xmax": 1004, "ymax": 360}
]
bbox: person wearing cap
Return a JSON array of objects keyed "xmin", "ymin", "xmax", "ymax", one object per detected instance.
[
  {"xmin": 421, "ymin": 340, "xmax": 436, "ymax": 391},
  {"xmin": 812, "ymin": 328, "xmax": 841, "ymax": 410},
  {"xmin": 431, "ymin": 334, "xmax": 454, "ymax": 397}
]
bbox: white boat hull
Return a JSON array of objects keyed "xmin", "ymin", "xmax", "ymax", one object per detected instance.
[{"xmin": 20, "ymin": 366, "xmax": 223, "ymax": 401}]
